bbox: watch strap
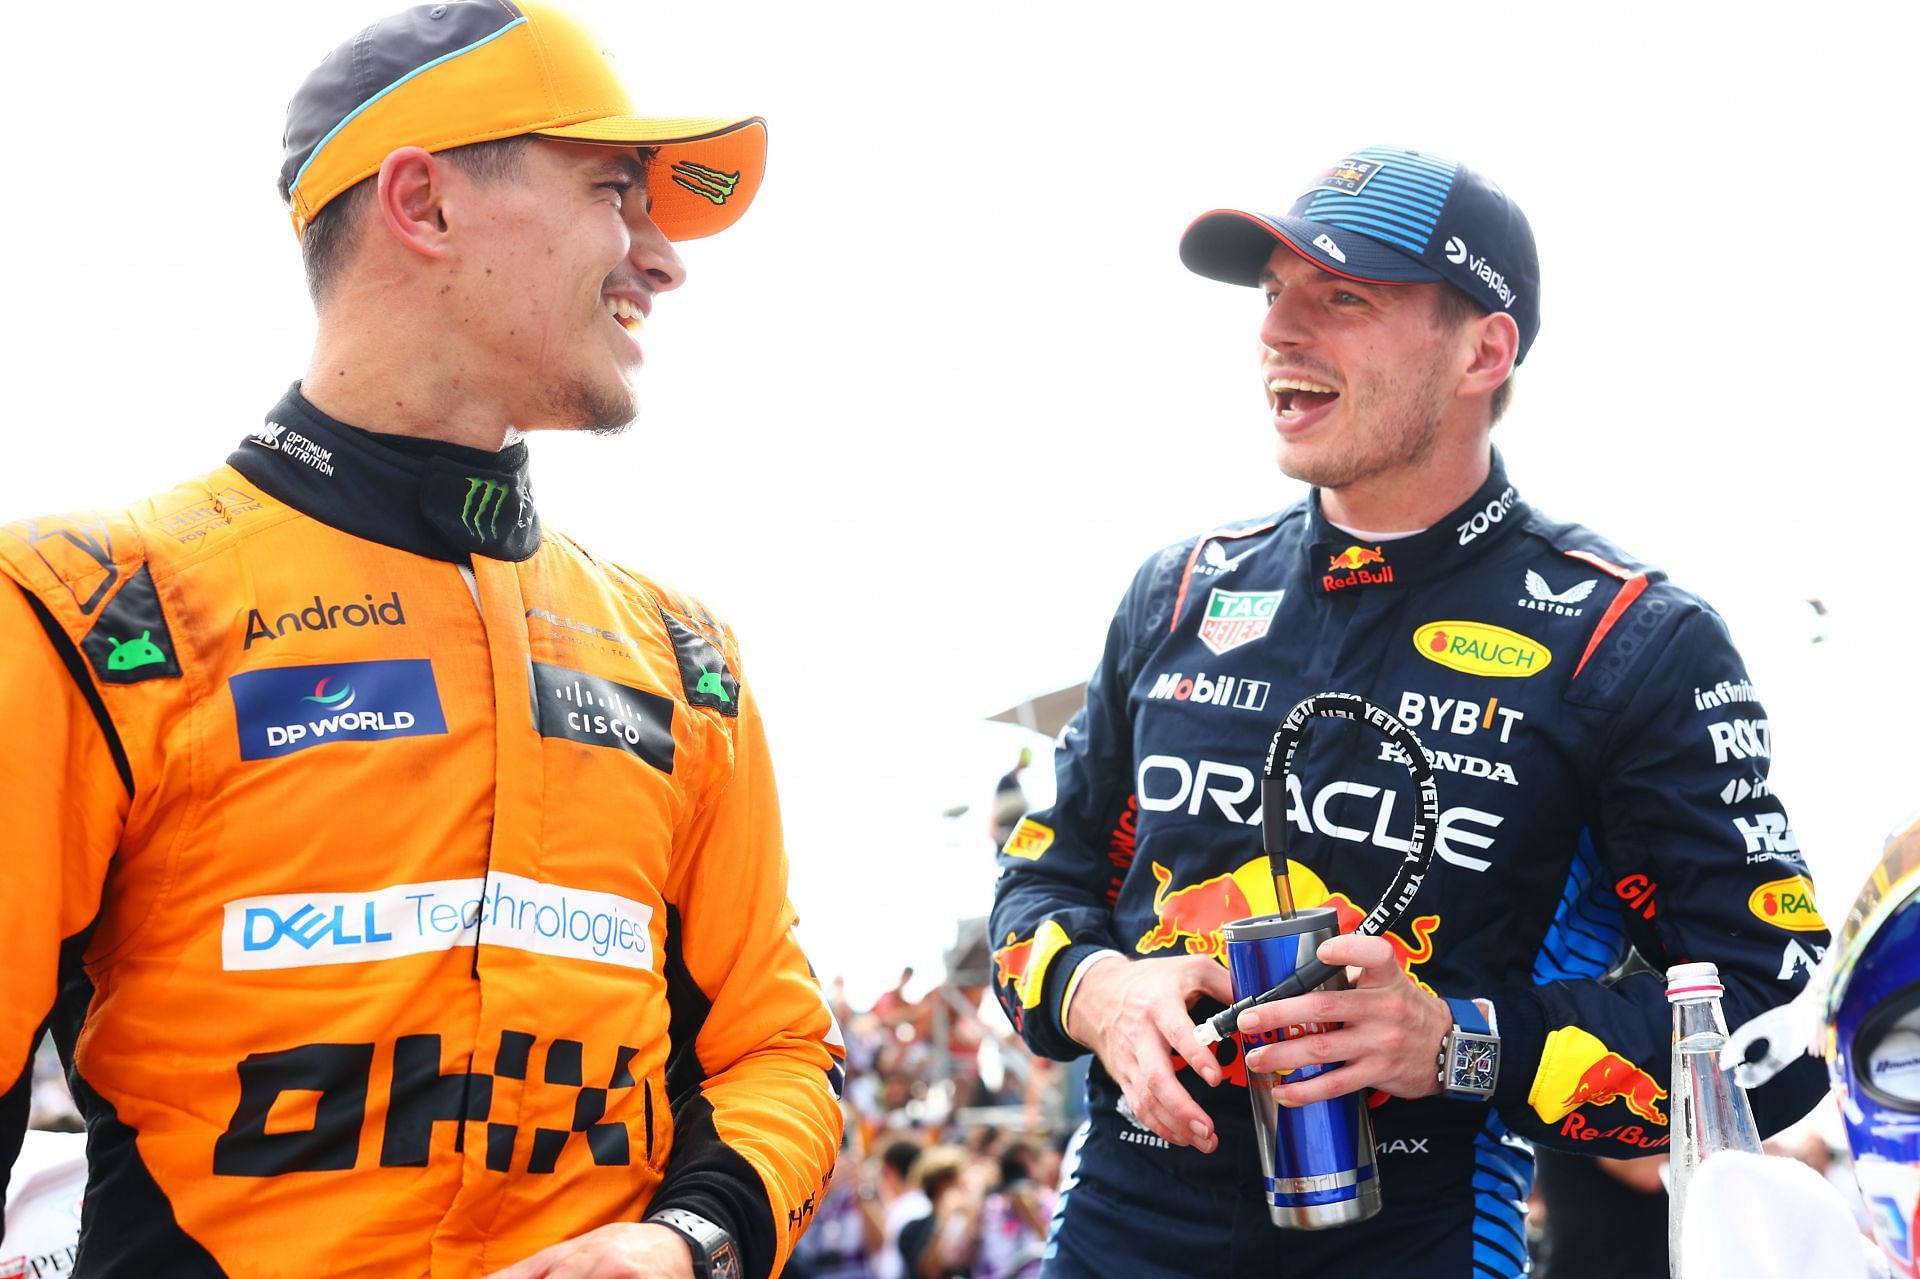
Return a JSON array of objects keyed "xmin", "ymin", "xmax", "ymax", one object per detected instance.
[
  {"xmin": 648, "ymin": 1207, "xmax": 742, "ymax": 1279},
  {"xmin": 1439, "ymin": 997, "xmax": 1500, "ymax": 1101},
  {"xmin": 1446, "ymin": 997, "xmax": 1490, "ymax": 1036}
]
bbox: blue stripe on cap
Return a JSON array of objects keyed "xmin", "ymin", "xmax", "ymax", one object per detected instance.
[
  {"xmin": 1302, "ymin": 149, "xmax": 1458, "ymax": 255},
  {"xmin": 1309, "ymin": 208, "xmax": 1432, "ymax": 254},
  {"xmin": 289, "ymin": 16, "xmax": 530, "ymax": 199}
]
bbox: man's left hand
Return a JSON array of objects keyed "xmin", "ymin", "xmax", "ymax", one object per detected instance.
[
  {"xmin": 1236, "ymin": 933, "xmax": 1452, "ymax": 1104},
  {"xmin": 480, "ymin": 1223, "xmax": 695, "ymax": 1279}
]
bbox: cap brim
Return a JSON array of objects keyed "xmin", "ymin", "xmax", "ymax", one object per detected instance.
[
  {"xmin": 538, "ymin": 115, "xmax": 766, "ymax": 242},
  {"xmin": 1179, "ymin": 209, "xmax": 1444, "ymax": 288}
]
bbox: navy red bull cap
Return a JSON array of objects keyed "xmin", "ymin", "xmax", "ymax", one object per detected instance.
[{"xmin": 1179, "ymin": 146, "xmax": 1543, "ymax": 363}]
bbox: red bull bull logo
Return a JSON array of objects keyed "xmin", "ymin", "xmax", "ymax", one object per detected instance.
[
  {"xmin": 1328, "ymin": 545, "xmax": 1386, "ymax": 572},
  {"xmin": 1323, "ymin": 545, "xmax": 1394, "ymax": 593},
  {"xmin": 1529, "ymin": 1025, "xmax": 1668, "ymax": 1127},
  {"xmin": 992, "ymin": 920, "xmax": 1072, "ymax": 1012},
  {"xmin": 993, "ymin": 935, "xmax": 1036, "ymax": 990},
  {"xmin": 1135, "ymin": 859, "xmax": 1440, "ymax": 994},
  {"xmin": 1136, "ymin": 858, "xmax": 1443, "ymax": 1093},
  {"xmin": 1320, "ymin": 891, "xmax": 1439, "ymax": 998},
  {"xmin": 1136, "ymin": 863, "xmax": 1251, "ymax": 959}
]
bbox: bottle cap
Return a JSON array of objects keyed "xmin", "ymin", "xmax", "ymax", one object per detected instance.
[{"xmin": 1666, "ymin": 961, "xmax": 1724, "ymax": 1002}]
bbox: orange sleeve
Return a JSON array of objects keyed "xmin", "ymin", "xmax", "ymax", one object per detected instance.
[
  {"xmin": 0, "ymin": 577, "xmax": 129, "ymax": 1187},
  {"xmin": 651, "ymin": 640, "xmax": 844, "ymax": 1279}
]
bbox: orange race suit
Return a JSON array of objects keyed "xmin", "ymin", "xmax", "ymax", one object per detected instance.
[{"xmin": 0, "ymin": 386, "xmax": 844, "ymax": 1278}]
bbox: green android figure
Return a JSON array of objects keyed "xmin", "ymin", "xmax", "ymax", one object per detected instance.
[{"xmin": 105, "ymin": 631, "xmax": 167, "ymax": 672}]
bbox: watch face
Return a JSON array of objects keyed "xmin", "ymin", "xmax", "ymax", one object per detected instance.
[
  {"xmin": 711, "ymin": 1241, "xmax": 743, "ymax": 1279},
  {"xmin": 1453, "ymin": 1038, "xmax": 1497, "ymax": 1092}
]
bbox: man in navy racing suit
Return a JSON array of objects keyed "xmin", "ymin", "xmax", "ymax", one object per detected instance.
[{"xmin": 988, "ymin": 146, "xmax": 1831, "ymax": 1276}]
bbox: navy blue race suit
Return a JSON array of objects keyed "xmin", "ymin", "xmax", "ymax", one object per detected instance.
[{"xmin": 989, "ymin": 453, "xmax": 1830, "ymax": 1277}]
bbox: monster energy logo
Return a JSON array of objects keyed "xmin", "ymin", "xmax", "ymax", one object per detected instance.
[
  {"xmin": 671, "ymin": 161, "xmax": 740, "ymax": 207},
  {"xmin": 461, "ymin": 478, "xmax": 512, "ymax": 539}
]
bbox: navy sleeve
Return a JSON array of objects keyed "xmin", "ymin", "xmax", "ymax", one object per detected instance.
[
  {"xmin": 1489, "ymin": 602, "xmax": 1831, "ymax": 1155},
  {"xmin": 987, "ymin": 553, "xmax": 1169, "ymax": 1062}
]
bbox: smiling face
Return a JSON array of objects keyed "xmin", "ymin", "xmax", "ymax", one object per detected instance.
[
  {"xmin": 1256, "ymin": 244, "xmax": 1469, "ymax": 494},
  {"xmin": 444, "ymin": 139, "xmax": 686, "ymax": 434}
]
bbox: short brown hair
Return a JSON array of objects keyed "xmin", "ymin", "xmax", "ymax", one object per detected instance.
[
  {"xmin": 281, "ymin": 136, "xmax": 536, "ymax": 308},
  {"xmin": 1431, "ymin": 285, "xmax": 1516, "ymax": 424}
]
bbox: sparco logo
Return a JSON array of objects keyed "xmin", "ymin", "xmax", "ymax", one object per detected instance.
[
  {"xmin": 1441, "ymin": 235, "xmax": 1516, "ymax": 309},
  {"xmin": 244, "ymin": 592, "xmax": 406, "ymax": 649},
  {"xmin": 1135, "ymin": 756, "xmax": 1503, "ymax": 872},
  {"xmin": 1147, "ymin": 670, "xmax": 1270, "ymax": 712},
  {"xmin": 1585, "ymin": 595, "xmax": 1670, "ymax": 699}
]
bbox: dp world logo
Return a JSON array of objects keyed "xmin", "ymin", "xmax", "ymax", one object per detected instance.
[
  {"xmin": 303, "ymin": 677, "xmax": 356, "ymax": 711},
  {"xmin": 1444, "ymin": 236, "xmax": 1468, "ymax": 264},
  {"xmin": 230, "ymin": 659, "xmax": 447, "ymax": 760}
]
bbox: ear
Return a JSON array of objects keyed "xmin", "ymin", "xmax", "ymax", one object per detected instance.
[
  {"xmin": 1457, "ymin": 310, "xmax": 1520, "ymax": 401},
  {"xmin": 373, "ymin": 147, "xmax": 452, "ymax": 260}
]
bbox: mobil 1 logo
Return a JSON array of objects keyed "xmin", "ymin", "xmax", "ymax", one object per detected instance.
[
  {"xmin": 1146, "ymin": 669, "xmax": 1270, "ymax": 712},
  {"xmin": 531, "ymin": 661, "xmax": 675, "ymax": 773}
]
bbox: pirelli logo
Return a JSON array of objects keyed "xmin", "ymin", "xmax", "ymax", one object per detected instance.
[{"xmin": 1002, "ymin": 819, "xmax": 1054, "ymax": 861}]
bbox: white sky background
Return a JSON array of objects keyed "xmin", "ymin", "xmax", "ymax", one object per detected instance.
[{"xmin": 6, "ymin": 1, "xmax": 1916, "ymax": 1005}]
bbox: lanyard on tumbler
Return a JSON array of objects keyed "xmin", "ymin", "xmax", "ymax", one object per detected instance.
[{"xmin": 1193, "ymin": 691, "xmax": 1441, "ymax": 1048}]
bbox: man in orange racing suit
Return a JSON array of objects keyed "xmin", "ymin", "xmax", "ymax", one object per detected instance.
[{"xmin": 0, "ymin": 4, "xmax": 842, "ymax": 1277}]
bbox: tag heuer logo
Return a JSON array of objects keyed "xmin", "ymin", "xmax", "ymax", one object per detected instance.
[{"xmin": 1197, "ymin": 589, "xmax": 1283, "ymax": 655}]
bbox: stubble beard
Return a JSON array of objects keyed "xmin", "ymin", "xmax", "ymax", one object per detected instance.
[
  {"xmin": 1277, "ymin": 358, "xmax": 1449, "ymax": 492},
  {"xmin": 549, "ymin": 372, "xmax": 638, "ymax": 438}
]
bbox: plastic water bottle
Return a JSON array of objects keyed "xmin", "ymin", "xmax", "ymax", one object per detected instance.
[{"xmin": 1666, "ymin": 961, "xmax": 1763, "ymax": 1276}]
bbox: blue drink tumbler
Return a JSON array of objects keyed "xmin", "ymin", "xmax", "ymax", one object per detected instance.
[{"xmin": 1222, "ymin": 908, "xmax": 1382, "ymax": 1229}]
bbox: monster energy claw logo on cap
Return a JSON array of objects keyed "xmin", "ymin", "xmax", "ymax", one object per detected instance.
[{"xmin": 671, "ymin": 161, "xmax": 741, "ymax": 206}]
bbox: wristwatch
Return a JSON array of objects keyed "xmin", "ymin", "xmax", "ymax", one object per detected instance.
[
  {"xmin": 1438, "ymin": 997, "xmax": 1500, "ymax": 1100},
  {"xmin": 648, "ymin": 1208, "xmax": 743, "ymax": 1279}
]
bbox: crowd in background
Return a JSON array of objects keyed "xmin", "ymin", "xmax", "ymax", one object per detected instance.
[{"xmin": 780, "ymin": 966, "xmax": 1074, "ymax": 1279}]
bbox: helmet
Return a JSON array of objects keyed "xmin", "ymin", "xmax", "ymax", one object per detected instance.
[{"xmin": 1827, "ymin": 814, "xmax": 1920, "ymax": 1275}]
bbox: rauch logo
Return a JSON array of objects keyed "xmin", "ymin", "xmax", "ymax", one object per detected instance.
[
  {"xmin": 1412, "ymin": 621, "xmax": 1551, "ymax": 678},
  {"xmin": 230, "ymin": 659, "xmax": 448, "ymax": 760},
  {"xmin": 1747, "ymin": 875, "xmax": 1823, "ymax": 933}
]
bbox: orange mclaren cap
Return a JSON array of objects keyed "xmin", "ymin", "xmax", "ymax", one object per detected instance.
[{"xmin": 280, "ymin": 0, "xmax": 765, "ymax": 242}]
